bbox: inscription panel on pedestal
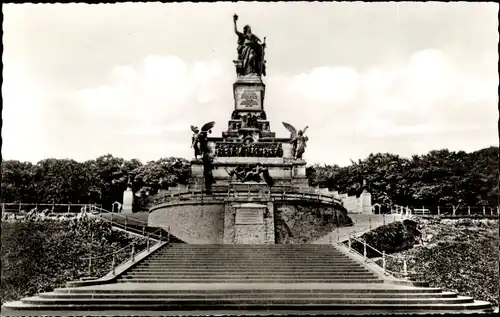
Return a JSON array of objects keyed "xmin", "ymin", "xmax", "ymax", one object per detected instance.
[
  {"xmin": 235, "ymin": 207, "xmax": 264, "ymax": 224},
  {"xmin": 235, "ymin": 86, "xmax": 262, "ymax": 111}
]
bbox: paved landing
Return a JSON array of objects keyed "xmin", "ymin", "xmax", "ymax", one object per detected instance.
[{"xmin": 313, "ymin": 214, "xmax": 403, "ymax": 245}]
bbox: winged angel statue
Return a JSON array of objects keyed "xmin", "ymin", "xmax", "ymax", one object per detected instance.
[
  {"xmin": 191, "ymin": 121, "xmax": 215, "ymax": 160},
  {"xmin": 282, "ymin": 122, "xmax": 309, "ymax": 159}
]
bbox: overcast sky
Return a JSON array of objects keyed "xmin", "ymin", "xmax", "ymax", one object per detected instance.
[{"xmin": 2, "ymin": 2, "xmax": 498, "ymax": 166}]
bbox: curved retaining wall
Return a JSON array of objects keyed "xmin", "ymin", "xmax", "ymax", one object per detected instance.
[
  {"xmin": 148, "ymin": 200, "xmax": 224, "ymax": 244},
  {"xmin": 148, "ymin": 198, "xmax": 350, "ymax": 244}
]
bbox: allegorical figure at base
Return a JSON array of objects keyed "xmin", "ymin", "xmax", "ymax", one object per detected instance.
[
  {"xmin": 191, "ymin": 121, "xmax": 216, "ymax": 192},
  {"xmin": 282, "ymin": 122, "xmax": 309, "ymax": 159}
]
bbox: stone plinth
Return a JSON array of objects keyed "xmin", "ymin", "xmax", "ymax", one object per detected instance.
[
  {"xmin": 360, "ymin": 189, "xmax": 372, "ymax": 214},
  {"xmin": 190, "ymin": 157, "xmax": 308, "ymax": 192},
  {"xmin": 223, "ymin": 198, "xmax": 275, "ymax": 244},
  {"xmin": 122, "ymin": 188, "xmax": 133, "ymax": 213},
  {"xmin": 233, "ymin": 75, "xmax": 265, "ymax": 112}
]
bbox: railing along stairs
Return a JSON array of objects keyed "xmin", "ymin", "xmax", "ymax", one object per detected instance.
[
  {"xmin": 390, "ymin": 204, "xmax": 499, "ymax": 218},
  {"xmin": 330, "ymin": 226, "xmax": 412, "ymax": 280},
  {"xmin": 79, "ymin": 206, "xmax": 171, "ymax": 278}
]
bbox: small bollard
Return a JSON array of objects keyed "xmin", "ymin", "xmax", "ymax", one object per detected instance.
[
  {"xmin": 88, "ymin": 258, "xmax": 92, "ymax": 276},
  {"xmin": 111, "ymin": 254, "xmax": 116, "ymax": 275},
  {"xmin": 348, "ymin": 236, "xmax": 352, "ymax": 251},
  {"xmin": 363, "ymin": 240, "xmax": 367, "ymax": 259},
  {"xmin": 131, "ymin": 243, "xmax": 135, "ymax": 261},
  {"xmin": 147, "ymin": 237, "xmax": 150, "ymax": 251},
  {"xmin": 403, "ymin": 258, "xmax": 408, "ymax": 277},
  {"xmin": 124, "ymin": 218, "xmax": 128, "ymax": 230},
  {"xmin": 382, "ymin": 251, "xmax": 386, "ymax": 273},
  {"xmin": 468, "ymin": 206, "xmax": 471, "ymax": 216},
  {"xmin": 160, "ymin": 230, "xmax": 162, "ymax": 241},
  {"xmin": 337, "ymin": 227, "xmax": 340, "ymax": 242},
  {"xmin": 142, "ymin": 226, "xmax": 145, "ymax": 236}
]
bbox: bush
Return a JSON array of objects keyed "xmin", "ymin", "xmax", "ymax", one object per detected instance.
[
  {"xmin": 385, "ymin": 218, "xmax": 499, "ymax": 306},
  {"xmin": 1, "ymin": 218, "xmax": 148, "ymax": 304},
  {"xmin": 346, "ymin": 220, "xmax": 421, "ymax": 258}
]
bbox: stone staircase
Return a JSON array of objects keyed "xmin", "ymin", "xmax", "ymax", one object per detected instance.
[{"xmin": 2, "ymin": 244, "xmax": 492, "ymax": 315}]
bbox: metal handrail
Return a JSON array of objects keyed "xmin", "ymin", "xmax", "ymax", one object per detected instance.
[
  {"xmin": 154, "ymin": 189, "xmax": 340, "ymax": 205},
  {"xmin": 87, "ymin": 206, "xmax": 151, "ymax": 226},
  {"xmin": 94, "ymin": 216, "xmax": 163, "ymax": 241},
  {"xmin": 79, "ymin": 226, "xmax": 169, "ymax": 277},
  {"xmin": 339, "ymin": 234, "xmax": 411, "ymax": 279}
]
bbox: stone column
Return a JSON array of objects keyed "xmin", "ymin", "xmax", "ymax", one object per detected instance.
[
  {"xmin": 360, "ymin": 189, "xmax": 372, "ymax": 214},
  {"xmin": 122, "ymin": 187, "xmax": 133, "ymax": 213}
]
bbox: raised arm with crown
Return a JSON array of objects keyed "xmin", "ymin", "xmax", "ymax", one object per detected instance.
[{"xmin": 233, "ymin": 13, "xmax": 266, "ymax": 77}]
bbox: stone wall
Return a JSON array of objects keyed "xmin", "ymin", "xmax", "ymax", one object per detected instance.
[
  {"xmin": 148, "ymin": 201, "xmax": 224, "ymax": 244},
  {"xmin": 313, "ymin": 187, "xmax": 372, "ymax": 214},
  {"xmin": 274, "ymin": 202, "xmax": 351, "ymax": 244}
]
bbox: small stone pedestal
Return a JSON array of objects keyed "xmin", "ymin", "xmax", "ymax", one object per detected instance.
[
  {"xmin": 223, "ymin": 196, "xmax": 275, "ymax": 244},
  {"xmin": 122, "ymin": 187, "xmax": 133, "ymax": 213}
]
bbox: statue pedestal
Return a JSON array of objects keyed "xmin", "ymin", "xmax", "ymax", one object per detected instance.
[{"xmin": 233, "ymin": 75, "xmax": 265, "ymax": 112}]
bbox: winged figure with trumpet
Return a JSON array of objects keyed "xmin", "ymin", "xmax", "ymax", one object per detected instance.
[
  {"xmin": 191, "ymin": 121, "xmax": 215, "ymax": 160},
  {"xmin": 282, "ymin": 122, "xmax": 309, "ymax": 159}
]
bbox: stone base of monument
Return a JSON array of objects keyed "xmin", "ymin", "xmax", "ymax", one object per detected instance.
[
  {"xmin": 223, "ymin": 197, "xmax": 275, "ymax": 244},
  {"xmin": 190, "ymin": 157, "xmax": 310, "ymax": 193}
]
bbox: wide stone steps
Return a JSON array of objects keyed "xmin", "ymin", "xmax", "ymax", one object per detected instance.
[
  {"xmin": 121, "ymin": 272, "xmax": 377, "ymax": 277},
  {"xmin": 1, "ymin": 244, "xmax": 493, "ymax": 314}
]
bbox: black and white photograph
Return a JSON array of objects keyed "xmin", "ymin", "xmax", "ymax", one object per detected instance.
[{"xmin": 1, "ymin": 1, "xmax": 499, "ymax": 315}]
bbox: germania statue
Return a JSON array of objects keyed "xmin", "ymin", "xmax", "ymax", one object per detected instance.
[{"xmin": 233, "ymin": 13, "xmax": 267, "ymax": 77}]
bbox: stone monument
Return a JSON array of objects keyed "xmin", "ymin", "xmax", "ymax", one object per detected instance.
[
  {"xmin": 189, "ymin": 14, "xmax": 309, "ymax": 194},
  {"xmin": 186, "ymin": 14, "xmax": 315, "ymax": 244}
]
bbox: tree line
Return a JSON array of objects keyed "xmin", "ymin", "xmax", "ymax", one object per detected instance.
[
  {"xmin": 0, "ymin": 154, "xmax": 191, "ymax": 211},
  {"xmin": 306, "ymin": 146, "xmax": 499, "ymax": 208},
  {"xmin": 1, "ymin": 147, "xmax": 498, "ymax": 210}
]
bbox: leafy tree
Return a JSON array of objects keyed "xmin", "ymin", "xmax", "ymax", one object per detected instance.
[{"xmin": 307, "ymin": 147, "xmax": 499, "ymax": 208}]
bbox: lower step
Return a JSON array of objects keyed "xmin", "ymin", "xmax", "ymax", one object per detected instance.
[
  {"xmin": 20, "ymin": 297, "xmax": 476, "ymax": 305},
  {"xmin": 38, "ymin": 292, "xmax": 460, "ymax": 300},
  {"xmin": 7, "ymin": 297, "xmax": 492, "ymax": 313},
  {"xmin": 116, "ymin": 279, "xmax": 384, "ymax": 283},
  {"xmin": 122, "ymin": 271, "xmax": 375, "ymax": 280}
]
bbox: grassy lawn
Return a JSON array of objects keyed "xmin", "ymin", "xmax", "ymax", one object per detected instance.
[{"xmin": 1, "ymin": 218, "xmax": 148, "ymax": 304}]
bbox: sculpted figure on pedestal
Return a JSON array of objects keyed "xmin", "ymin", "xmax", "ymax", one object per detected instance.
[
  {"xmin": 233, "ymin": 14, "xmax": 267, "ymax": 77},
  {"xmin": 282, "ymin": 122, "xmax": 309, "ymax": 159},
  {"xmin": 191, "ymin": 122, "xmax": 215, "ymax": 192}
]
